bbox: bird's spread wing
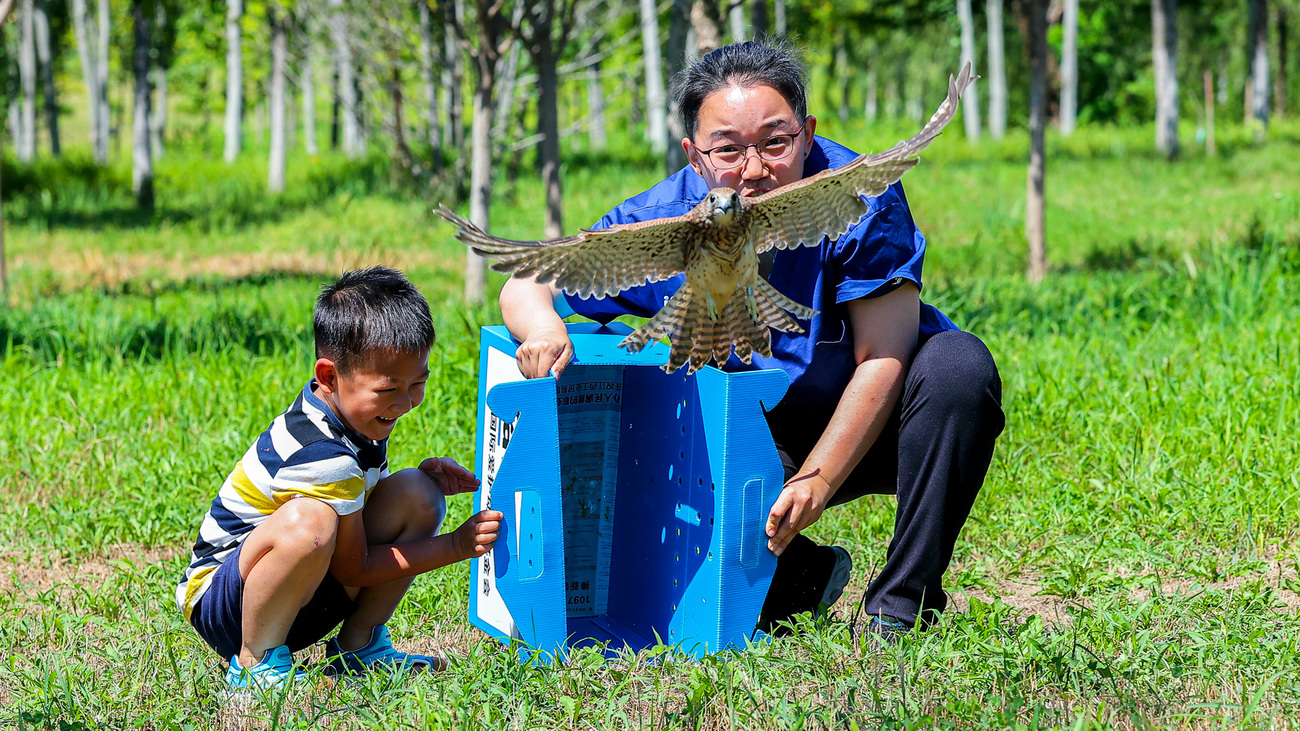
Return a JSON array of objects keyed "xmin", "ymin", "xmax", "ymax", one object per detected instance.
[
  {"xmin": 747, "ymin": 62, "xmax": 975, "ymax": 254},
  {"xmin": 436, "ymin": 206, "xmax": 697, "ymax": 299}
]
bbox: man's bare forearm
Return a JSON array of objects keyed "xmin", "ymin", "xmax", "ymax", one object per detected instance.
[
  {"xmin": 797, "ymin": 356, "xmax": 908, "ymax": 499},
  {"xmin": 500, "ymin": 276, "xmax": 564, "ymax": 341}
]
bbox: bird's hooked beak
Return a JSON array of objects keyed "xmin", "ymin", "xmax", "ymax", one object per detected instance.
[{"xmin": 708, "ymin": 190, "xmax": 740, "ymax": 223}]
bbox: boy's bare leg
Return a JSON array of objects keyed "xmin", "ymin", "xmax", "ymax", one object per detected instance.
[
  {"xmin": 236, "ymin": 497, "xmax": 340, "ymax": 668},
  {"xmin": 334, "ymin": 468, "xmax": 447, "ymax": 651}
]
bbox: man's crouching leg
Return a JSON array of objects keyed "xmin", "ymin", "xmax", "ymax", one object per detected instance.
[
  {"xmin": 237, "ymin": 496, "xmax": 340, "ymax": 670},
  {"xmin": 333, "ymin": 468, "xmax": 447, "ymax": 652}
]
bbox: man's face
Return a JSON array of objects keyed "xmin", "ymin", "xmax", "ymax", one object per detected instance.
[
  {"xmin": 315, "ymin": 348, "xmax": 430, "ymax": 442},
  {"xmin": 684, "ymin": 83, "xmax": 817, "ymax": 199}
]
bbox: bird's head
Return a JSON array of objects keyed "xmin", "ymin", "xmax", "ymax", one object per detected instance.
[{"xmin": 704, "ymin": 188, "xmax": 742, "ymax": 225}]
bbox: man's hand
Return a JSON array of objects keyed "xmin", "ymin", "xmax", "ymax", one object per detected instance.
[
  {"xmin": 419, "ymin": 457, "xmax": 481, "ymax": 495},
  {"xmin": 515, "ymin": 324, "xmax": 574, "ymax": 379},
  {"xmin": 453, "ymin": 510, "xmax": 503, "ymax": 560},
  {"xmin": 766, "ymin": 469, "xmax": 832, "ymax": 556}
]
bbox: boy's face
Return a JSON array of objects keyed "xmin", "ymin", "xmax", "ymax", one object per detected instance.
[{"xmin": 314, "ymin": 348, "xmax": 431, "ymax": 442}]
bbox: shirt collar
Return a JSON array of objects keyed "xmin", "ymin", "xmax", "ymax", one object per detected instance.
[{"xmin": 302, "ymin": 378, "xmax": 384, "ymax": 449}]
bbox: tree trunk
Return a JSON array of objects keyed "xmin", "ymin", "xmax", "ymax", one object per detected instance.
[
  {"xmin": 751, "ymin": 0, "xmax": 768, "ymax": 36},
  {"xmin": 1026, "ymin": 0, "xmax": 1047, "ymax": 284},
  {"xmin": 864, "ymin": 44, "xmax": 879, "ymax": 121},
  {"xmin": 774, "ymin": 0, "xmax": 785, "ymax": 36},
  {"xmin": 151, "ymin": 65, "xmax": 166, "ymax": 159},
  {"xmin": 1204, "ymin": 70, "xmax": 1215, "ymax": 156},
  {"xmin": 537, "ymin": 40, "xmax": 563, "ymax": 238},
  {"xmin": 329, "ymin": 0, "xmax": 360, "ymax": 157},
  {"xmin": 446, "ymin": 0, "xmax": 466, "ymax": 181},
  {"xmin": 728, "ymin": 2, "xmax": 746, "ymax": 42},
  {"xmin": 132, "ymin": 0, "xmax": 153, "ymax": 210},
  {"xmin": 1059, "ymin": 0, "xmax": 1077, "ymax": 134},
  {"xmin": 72, "ymin": 0, "xmax": 108, "ymax": 163},
  {"xmin": 692, "ymin": 1, "xmax": 722, "ymax": 55},
  {"xmin": 417, "ymin": 0, "xmax": 440, "ymax": 155},
  {"xmin": 587, "ymin": 41, "xmax": 607, "ymax": 151},
  {"xmin": 665, "ymin": 0, "xmax": 691, "ymax": 173},
  {"xmin": 18, "ymin": 0, "xmax": 37, "ymax": 160},
  {"xmin": 95, "ymin": 0, "xmax": 109, "ymax": 160},
  {"xmin": 1274, "ymin": 6, "xmax": 1287, "ymax": 119},
  {"xmin": 957, "ymin": 0, "xmax": 982, "ymax": 141},
  {"xmin": 987, "ymin": 0, "xmax": 1007, "ymax": 139},
  {"xmin": 1152, "ymin": 0, "xmax": 1179, "ymax": 158},
  {"xmin": 463, "ymin": 0, "xmax": 508, "ymax": 304},
  {"xmin": 301, "ymin": 18, "xmax": 319, "ymax": 155},
  {"xmin": 640, "ymin": 0, "xmax": 669, "ymax": 155},
  {"xmin": 493, "ymin": 4, "xmax": 524, "ymax": 139},
  {"xmin": 35, "ymin": 0, "xmax": 58, "ymax": 155},
  {"xmin": 1248, "ymin": 0, "xmax": 1269, "ymax": 134},
  {"xmin": 268, "ymin": 4, "xmax": 287, "ymax": 193},
  {"xmin": 224, "ymin": 0, "xmax": 243, "ymax": 163}
]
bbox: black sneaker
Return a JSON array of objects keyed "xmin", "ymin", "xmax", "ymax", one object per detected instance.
[
  {"xmin": 757, "ymin": 539, "xmax": 853, "ymax": 636},
  {"xmin": 864, "ymin": 614, "xmax": 910, "ymax": 645}
]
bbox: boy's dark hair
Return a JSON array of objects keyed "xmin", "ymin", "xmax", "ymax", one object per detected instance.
[
  {"xmin": 669, "ymin": 38, "xmax": 808, "ymax": 141},
  {"xmin": 314, "ymin": 266, "xmax": 435, "ymax": 373}
]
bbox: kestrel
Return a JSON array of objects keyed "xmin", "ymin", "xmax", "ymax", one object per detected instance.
[{"xmin": 438, "ymin": 64, "xmax": 974, "ymax": 374}]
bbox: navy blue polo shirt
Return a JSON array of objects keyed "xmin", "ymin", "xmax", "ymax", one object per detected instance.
[{"xmin": 565, "ymin": 135, "xmax": 958, "ymax": 407}]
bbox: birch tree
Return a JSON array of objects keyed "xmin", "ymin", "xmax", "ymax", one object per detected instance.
[
  {"xmin": 728, "ymin": 1, "xmax": 746, "ymax": 42},
  {"xmin": 1, "ymin": 0, "xmax": 19, "ymax": 302},
  {"xmin": 1248, "ymin": 0, "xmax": 1269, "ymax": 133},
  {"xmin": 224, "ymin": 0, "xmax": 243, "ymax": 162},
  {"xmin": 18, "ymin": 0, "xmax": 37, "ymax": 161},
  {"xmin": 957, "ymin": 0, "xmax": 981, "ymax": 141},
  {"xmin": 70, "ymin": 0, "xmax": 109, "ymax": 163},
  {"xmin": 640, "ymin": 0, "xmax": 668, "ymax": 155},
  {"xmin": 519, "ymin": 0, "xmax": 578, "ymax": 238},
  {"xmin": 986, "ymin": 0, "xmax": 1007, "ymax": 138},
  {"xmin": 444, "ymin": 0, "xmax": 466, "ymax": 176},
  {"xmin": 1277, "ymin": 6, "xmax": 1288, "ymax": 118},
  {"xmin": 1059, "ymin": 0, "xmax": 1078, "ymax": 134},
  {"xmin": 665, "ymin": 0, "xmax": 691, "ymax": 173},
  {"xmin": 448, "ymin": 0, "xmax": 515, "ymax": 303},
  {"xmin": 268, "ymin": 3, "xmax": 288, "ymax": 192},
  {"xmin": 692, "ymin": 0, "xmax": 721, "ymax": 54},
  {"xmin": 297, "ymin": 1, "xmax": 318, "ymax": 155},
  {"xmin": 132, "ymin": 0, "xmax": 154, "ymax": 210},
  {"xmin": 34, "ymin": 0, "xmax": 58, "ymax": 155},
  {"xmin": 774, "ymin": 0, "xmax": 785, "ymax": 36},
  {"xmin": 586, "ymin": 37, "xmax": 606, "ymax": 151},
  {"xmin": 417, "ymin": 0, "xmax": 440, "ymax": 156},
  {"xmin": 1025, "ymin": 0, "xmax": 1047, "ymax": 283},
  {"xmin": 329, "ymin": 0, "xmax": 362, "ymax": 156},
  {"xmin": 1152, "ymin": 0, "xmax": 1179, "ymax": 158}
]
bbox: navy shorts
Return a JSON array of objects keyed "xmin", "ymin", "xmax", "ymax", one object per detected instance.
[{"xmin": 189, "ymin": 542, "xmax": 356, "ymax": 661}]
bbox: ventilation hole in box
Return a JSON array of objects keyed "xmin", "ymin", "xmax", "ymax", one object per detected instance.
[
  {"xmin": 694, "ymin": 546, "xmax": 700, "ymax": 555},
  {"xmin": 708, "ymin": 552, "xmax": 713, "ymax": 561}
]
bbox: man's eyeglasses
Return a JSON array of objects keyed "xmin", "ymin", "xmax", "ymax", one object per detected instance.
[{"xmin": 692, "ymin": 123, "xmax": 808, "ymax": 170}]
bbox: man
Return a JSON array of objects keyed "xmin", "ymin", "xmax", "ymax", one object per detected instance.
[{"xmin": 498, "ymin": 40, "xmax": 1004, "ymax": 640}]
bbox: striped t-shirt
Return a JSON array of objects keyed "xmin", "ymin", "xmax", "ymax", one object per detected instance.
[{"xmin": 176, "ymin": 380, "xmax": 389, "ymax": 619}]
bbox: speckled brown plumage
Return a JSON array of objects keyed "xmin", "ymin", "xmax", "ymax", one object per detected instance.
[{"xmin": 437, "ymin": 64, "xmax": 974, "ymax": 374}]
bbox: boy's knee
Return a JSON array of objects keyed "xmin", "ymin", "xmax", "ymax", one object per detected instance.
[
  {"xmin": 277, "ymin": 497, "xmax": 340, "ymax": 555},
  {"xmin": 388, "ymin": 468, "xmax": 448, "ymax": 534}
]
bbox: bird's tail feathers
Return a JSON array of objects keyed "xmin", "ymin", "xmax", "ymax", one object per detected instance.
[
  {"xmin": 724, "ymin": 288, "xmax": 772, "ymax": 364},
  {"xmin": 620, "ymin": 287, "xmax": 692, "ymax": 354},
  {"xmin": 756, "ymin": 279, "xmax": 817, "ymax": 329}
]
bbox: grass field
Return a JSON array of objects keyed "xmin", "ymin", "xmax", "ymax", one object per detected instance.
[{"xmin": 1, "ymin": 122, "xmax": 1299, "ymax": 729}]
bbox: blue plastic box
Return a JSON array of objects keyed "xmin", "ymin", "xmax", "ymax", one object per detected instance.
[{"xmin": 469, "ymin": 323, "xmax": 790, "ymax": 661}]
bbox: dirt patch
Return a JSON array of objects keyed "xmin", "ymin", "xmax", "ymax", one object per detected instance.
[
  {"xmin": 1130, "ymin": 559, "xmax": 1300, "ymax": 609},
  {"xmin": 949, "ymin": 579, "xmax": 1087, "ymax": 626},
  {"xmin": 19, "ymin": 247, "xmax": 463, "ymax": 295},
  {"xmin": 0, "ymin": 544, "xmax": 184, "ymax": 604}
]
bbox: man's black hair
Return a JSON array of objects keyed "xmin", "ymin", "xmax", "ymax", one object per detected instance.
[
  {"xmin": 314, "ymin": 266, "xmax": 435, "ymax": 373},
  {"xmin": 669, "ymin": 38, "xmax": 809, "ymax": 142}
]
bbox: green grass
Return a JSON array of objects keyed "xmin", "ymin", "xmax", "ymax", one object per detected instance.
[{"xmin": 1, "ymin": 124, "xmax": 1299, "ymax": 729}]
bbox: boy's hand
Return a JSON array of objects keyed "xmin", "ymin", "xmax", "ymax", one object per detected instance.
[
  {"xmin": 419, "ymin": 457, "xmax": 481, "ymax": 495},
  {"xmin": 454, "ymin": 510, "xmax": 503, "ymax": 560}
]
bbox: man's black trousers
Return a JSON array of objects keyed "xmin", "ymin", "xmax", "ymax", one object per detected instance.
[{"xmin": 760, "ymin": 329, "xmax": 1005, "ymax": 628}]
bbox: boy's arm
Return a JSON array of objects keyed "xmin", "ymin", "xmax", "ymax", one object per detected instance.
[{"xmin": 328, "ymin": 508, "xmax": 502, "ymax": 587}]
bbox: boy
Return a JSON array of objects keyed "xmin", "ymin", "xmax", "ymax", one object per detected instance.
[{"xmin": 176, "ymin": 266, "xmax": 502, "ymax": 689}]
